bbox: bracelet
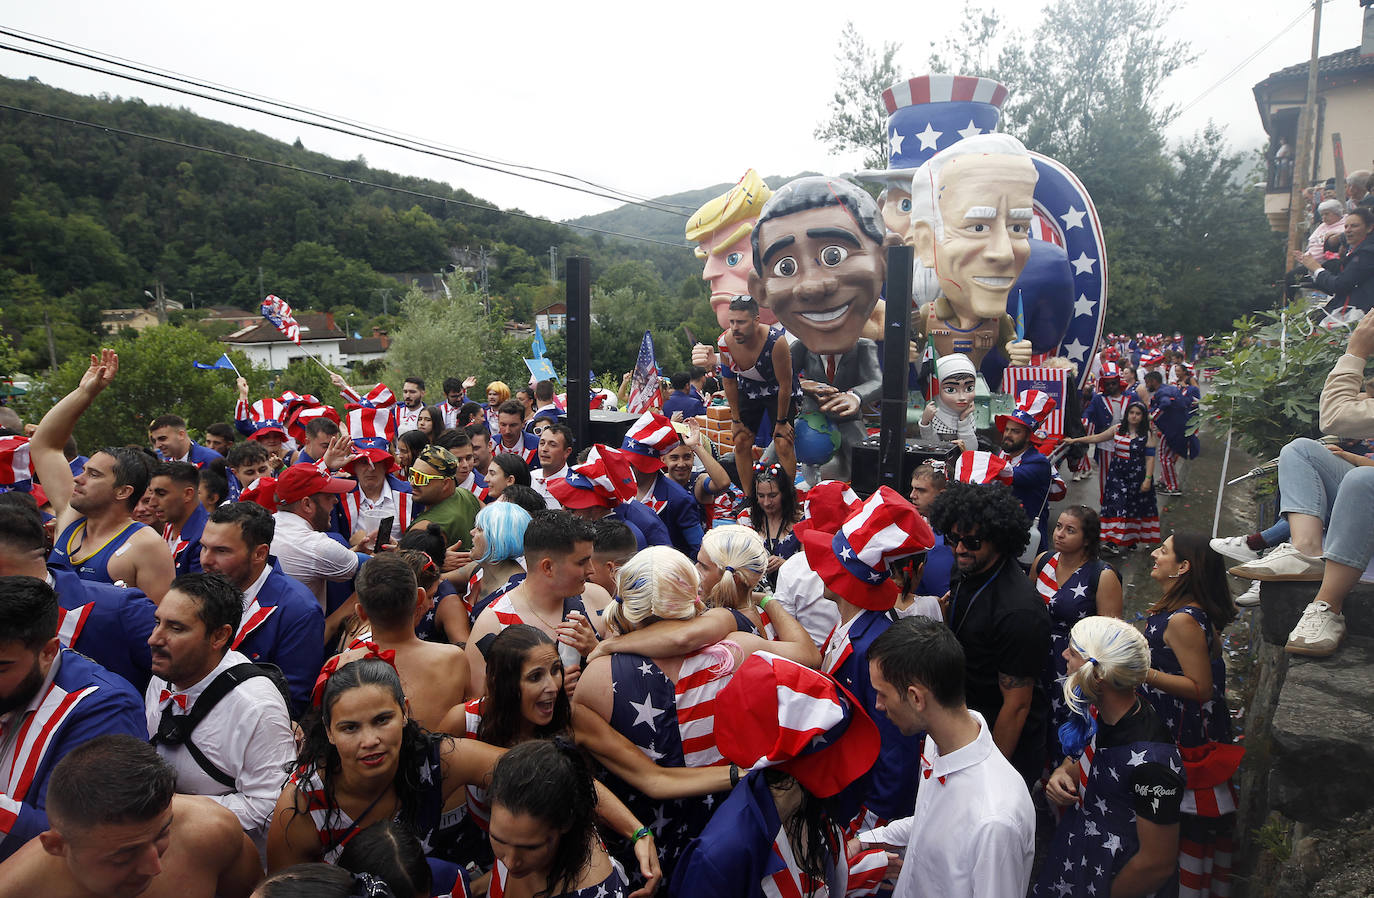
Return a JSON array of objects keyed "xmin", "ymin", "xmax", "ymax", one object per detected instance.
[
  {"xmin": 757, "ymin": 594, "xmax": 770, "ymax": 609},
  {"xmin": 630, "ymin": 825, "xmax": 651, "ymax": 844},
  {"xmin": 730, "ymin": 763, "xmax": 740, "ymax": 787}
]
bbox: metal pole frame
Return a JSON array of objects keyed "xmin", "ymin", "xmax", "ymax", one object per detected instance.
[{"xmin": 566, "ymin": 256, "xmax": 592, "ymax": 451}]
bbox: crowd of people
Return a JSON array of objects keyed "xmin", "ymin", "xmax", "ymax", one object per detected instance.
[{"xmin": 0, "ymin": 308, "xmax": 1281, "ymax": 898}]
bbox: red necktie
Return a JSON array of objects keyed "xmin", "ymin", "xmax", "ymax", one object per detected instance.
[
  {"xmin": 825, "ymin": 355, "xmax": 837, "ymax": 382},
  {"xmin": 158, "ymin": 689, "xmax": 187, "ymax": 710}
]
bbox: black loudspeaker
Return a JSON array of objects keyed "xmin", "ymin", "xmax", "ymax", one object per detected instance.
[
  {"xmin": 586, "ymin": 411, "xmax": 641, "ymax": 450},
  {"xmin": 849, "ymin": 439, "xmax": 961, "ymax": 497}
]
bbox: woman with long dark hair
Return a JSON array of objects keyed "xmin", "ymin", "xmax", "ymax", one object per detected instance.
[
  {"xmin": 1032, "ymin": 505, "xmax": 1123, "ymax": 757},
  {"xmin": 1036, "ymin": 617, "xmax": 1184, "ymax": 898},
  {"xmin": 1142, "ymin": 533, "xmax": 1240, "ymax": 898},
  {"xmin": 485, "ymin": 452, "xmax": 532, "ymax": 502},
  {"xmin": 487, "ymin": 740, "xmax": 628, "ymax": 898},
  {"xmin": 739, "ymin": 462, "xmax": 801, "ymax": 586},
  {"xmin": 415, "ymin": 406, "xmax": 446, "ymax": 444},
  {"xmin": 1064, "ymin": 400, "xmax": 1159, "ymax": 552},
  {"xmin": 394, "ymin": 430, "xmax": 430, "ymax": 480}
]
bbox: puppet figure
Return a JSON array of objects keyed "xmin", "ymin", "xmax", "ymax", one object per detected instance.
[
  {"xmin": 919, "ymin": 353, "xmax": 977, "ymax": 448},
  {"xmin": 686, "ymin": 169, "xmax": 776, "ymax": 329}
]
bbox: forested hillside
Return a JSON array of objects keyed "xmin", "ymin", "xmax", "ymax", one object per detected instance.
[{"xmin": 0, "ymin": 75, "xmax": 703, "ymax": 371}]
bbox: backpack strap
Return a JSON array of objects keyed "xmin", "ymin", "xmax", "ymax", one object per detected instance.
[{"xmin": 151, "ymin": 662, "xmax": 272, "ymax": 789}]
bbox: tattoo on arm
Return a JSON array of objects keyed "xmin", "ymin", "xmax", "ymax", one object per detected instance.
[{"xmin": 998, "ymin": 673, "xmax": 1035, "ymax": 690}]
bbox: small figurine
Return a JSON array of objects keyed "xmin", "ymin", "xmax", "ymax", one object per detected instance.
[{"xmin": 919, "ymin": 354, "xmax": 977, "ymax": 448}]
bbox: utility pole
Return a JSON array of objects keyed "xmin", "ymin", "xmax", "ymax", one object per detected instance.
[
  {"xmin": 478, "ymin": 246, "xmax": 491, "ymax": 316},
  {"xmin": 1285, "ymin": 0, "xmax": 1323, "ymax": 263},
  {"xmin": 548, "ymin": 246, "xmax": 558, "ymax": 285}
]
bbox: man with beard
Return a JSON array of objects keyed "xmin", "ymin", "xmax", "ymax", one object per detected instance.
[
  {"xmin": 0, "ymin": 576, "xmax": 146, "ymax": 860},
  {"xmin": 926, "ymin": 482, "xmax": 1050, "ymax": 788},
  {"xmin": 660, "ymin": 418, "xmax": 732, "ymax": 530},
  {"xmin": 144, "ymin": 573, "xmax": 293, "ymax": 851},
  {"xmin": 268, "ymin": 463, "xmax": 362, "ymax": 607},
  {"xmin": 714, "ymin": 295, "xmax": 801, "ymax": 497},
  {"xmin": 407, "ymin": 445, "xmax": 481, "ymax": 550},
  {"xmin": 198, "ymin": 502, "xmax": 323, "ymax": 716},
  {"xmin": 994, "ymin": 391, "xmax": 1054, "ymax": 556},
  {"xmin": 0, "ymin": 734, "xmax": 261, "ymax": 897},
  {"xmin": 33, "ymin": 351, "xmax": 176, "ymax": 601}
]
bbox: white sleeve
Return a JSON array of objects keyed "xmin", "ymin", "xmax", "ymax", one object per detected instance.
[
  {"xmin": 772, "ymin": 555, "xmax": 840, "ymax": 649},
  {"xmin": 857, "ymin": 815, "xmax": 912, "ymax": 849},
  {"xmin": 312, "ymin": 533, "xmax": 362, "ymax": 582},
  {"xmin": 217, "ymin": 692, "xmax": 296, "ymax": 837},
  {"xmin": 969, "ymin": 814, "xmax": 1034, "ymax": 898}
]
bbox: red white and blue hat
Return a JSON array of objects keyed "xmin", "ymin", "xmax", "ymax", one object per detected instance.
[
  {"xmin": 345, "ymin": 383, "xmax": 397, "ymax": 410},
  {"xmin": 793, "ymin": 480, "xmax": 861, "ymax": 541},
  {"xmin": 716, "ymin": 651, "xmax": 880, "ymax": 798},
  {"xmin": 282, "ymin": 394, "xmax": 339, "ymax": 445},
  {"xmin": 953, "ymin": 450, "xmax": 1015, "ymax": 486},
  {"xmin": 801, "ymin": 486, "xmax": 935, "ymax": 610},
  {"xmin": 0, "ymin": 435, "xmax": 33, "ymax": 492},
  {"xmin": 1140, "ymin": 349, "xmax": 1165, "ymax": 367},
  {"xmin": 345, "ymin": 405, "xmax": 396, "ymax": 471},
  {"xmin": 620, "ymin": 411, "xmax": 678, "ymax": 474},
  {"xmin": 995, "ymin": 390, "xmax": 1056, "ymax": 435},
  {"xmin": 854, "ymin": 74, "xmax": 1011, "ymax": 187},
  {"xmin": 1098, "ymin": 361, "xmax": 1122, "ymax": 382},
  {"xmin": 548, "ymin": 444, "xmax": 637, "ymax": 509},
  {"xmin": 246, "ymin": 398, "xmax": 288, "ymax": 442}
]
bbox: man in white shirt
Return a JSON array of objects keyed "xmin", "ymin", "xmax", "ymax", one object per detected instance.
[
  {"xmin": 859, "ymin": 616, "xmax": 1034, "ymax": 898},
  {"xmin": 145, "ymin": 572, "xmax": 294, "ymax": 852},
  {"xmin": 269, "ymin": 463, "xmax": 365, "ymax": 606},
  {"xmin": 530, "ymin": 423, "xmax": 574, "ymax": 509}
]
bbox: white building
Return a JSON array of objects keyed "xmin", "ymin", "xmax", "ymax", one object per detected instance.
[{"xmin": 220, "ymin": 312, "xmax": 346, "ymax": 370}]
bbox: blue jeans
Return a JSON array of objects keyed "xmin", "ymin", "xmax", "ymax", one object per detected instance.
[{"xmin": 1278, "ymin": 437, "xmax": 1374, "ymax": 569}]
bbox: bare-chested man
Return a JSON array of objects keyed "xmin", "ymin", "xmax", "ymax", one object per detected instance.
[
  {"xmin": 33, "ymin": 351, "xmax": 176, "ymax": 601},
  {"xmin": 0, "ymin": 733, "xmax": 261, "ymax": 898}
]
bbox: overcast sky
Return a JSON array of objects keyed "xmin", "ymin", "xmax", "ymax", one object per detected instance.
[{"xmin": 2, "ymin": 1, "xmax": 1366, "ymax": 229}]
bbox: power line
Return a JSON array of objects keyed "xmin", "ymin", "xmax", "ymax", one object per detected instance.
[
  {"xmin": 0, "ymin": 34, "xmax": 693, "ymax": 217},
  {"xmin": 0, "ymin": 101, "xmax": 693, "ymax": 250},
  {"xmin": 1169, "ymin": 4, "xmax": 1319, "ymax": 123}
]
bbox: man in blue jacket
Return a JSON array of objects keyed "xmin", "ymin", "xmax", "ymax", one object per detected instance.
[
  {"xmin": 995, "ymin": 391, "xmax": 1054, "ymax": 556},
  {"xmin": 149, "ymin": 414, "xmax": 223, "ymax": 469},
  {"xmin": 198, "ymin": 501, "xmax": 324, "ymax": 715},
  {"xmin": 0, "ymin": 575, "xmax": 147, "ymax": 860},
  {"xmin": 620, "ymin": 411, "xmax": 704, "ymax": 559},
  {"xmin": 0, "ymin": 498, "xmax": 157, "ymax": 693}
]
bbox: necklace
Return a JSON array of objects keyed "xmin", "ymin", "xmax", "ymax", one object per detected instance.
[{"xmin": 521, "ymin": 598, "xmax": 564, "ymax": 633}]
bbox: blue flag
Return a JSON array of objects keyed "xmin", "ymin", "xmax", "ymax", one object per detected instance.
[
  {"xmin": 525, "ymin": 358, "xmax": 558, "ymax": 382},
  {"xmin": 193, "ymin": 353, "xmax": 236, "ymax": 372},
  {"xmin": 353, "ymin": 331, "xmax": 363, "ymax": 339},
  {"xmin": 531, "ymin": 325, "xmax": 548, "ymax": 359}
]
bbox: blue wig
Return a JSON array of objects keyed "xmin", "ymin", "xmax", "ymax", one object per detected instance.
[{"xmin": 475, "ymin": 501, "xmax": 532, "ymax": 564}]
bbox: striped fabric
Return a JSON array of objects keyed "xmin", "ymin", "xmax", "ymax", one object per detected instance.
[
  {"xmin": 1035, "ymin": 553, "xmax": 1059, "ymax": 605},
  {"xmin": 999, "ymin": 367, "xmax": 1069, "ymax": 440},
  {"xmin": 880, "ymin": 74, "xmax": 1009, "ymax": 113},
  {"xmin": 1100, "ymin": 514, "xmax": 1161, "ymax": 548},
  {"xmin": 56, "ymin": 603, "xmax": 94, "ymax": 647},
  {"xmin": 5, "ymin": 682, "xmax": 99, "ymax": 799},
  {"xmin": 676, "ymin": 649, "xmax": 735, "ymax": 768},
  {"xmin": 230, "ymin": 599, "xmax": 278, "ymax": 651}
]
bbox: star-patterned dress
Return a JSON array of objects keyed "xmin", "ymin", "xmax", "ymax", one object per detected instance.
[
  {"xmin": 1100, "ymin": 431, "xmax": 1160, "ymax": 548},
  {"xmin": 1033, "ymin": 701, "xmax": 1185, "ymax": 898},
  {"xmin": 1140, "ymin": 604, "xmax": 1238, "ymax": 898},
  {"xmin": 1035, "ymin": 555, "xmax": 1115, "ymax": 757},
  {"xmin": 603, "ymin": 648, "xmax": 736, "ymax": 884}
]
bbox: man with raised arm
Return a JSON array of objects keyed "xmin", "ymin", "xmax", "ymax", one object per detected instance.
[{"xmin": 34, "ymin": 351, "xmax": 176, "ymax": 602}]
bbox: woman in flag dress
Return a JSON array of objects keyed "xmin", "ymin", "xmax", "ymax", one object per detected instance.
[
  {"xmin": 1140, "ymin": 535, "xmax": 1240, "ymax": 898},
  {"xmin": 1032, "ymin": 506, "xmax": 1123, "ymax": 759},
  {"xmin": 1036, "ymin": 617, "xmax": 1185, "ymax": 898},
  {"xmin": 696, "ymin": 524, "xmax": 776, "ymax": 636},
  {"xmin": 573, "ymin": 547, "xmax": 821, "ymax": 881},
  {"xmin": 1063, "ymin": 400, "xmax": 1159, "ymax": 552}
]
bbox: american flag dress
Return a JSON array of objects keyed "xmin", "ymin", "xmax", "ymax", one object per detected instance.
[
  {"xmin": 1035, "ymin": 555, "xmax": 1115, "ymax": 756},
  {"xmin": 603, "ymin": 648, "xmax": 736, "ymax": 883},
  {"xmin": 1099, "ymin": 432, "xmax": 1160, "ymax": 548},
  {"xmin": 1033, "ymin": 702, "xmax": 1185, "ymax": 898},
  {"xmin": 1140, "ymin": 606, "xmax": 1238, "ymax": 898}
]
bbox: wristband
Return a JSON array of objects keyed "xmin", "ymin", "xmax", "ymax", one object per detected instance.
[
  {"xmin": 757, "ymin": 594, "xmax": 770, "ymax": 609},
  {"xmin": 630, "ymin": 825, "xmax": 651, "ymax": 844},
  {"xmin": 730, "ymin": 763, "xmax": 740, "ymax": 787}
]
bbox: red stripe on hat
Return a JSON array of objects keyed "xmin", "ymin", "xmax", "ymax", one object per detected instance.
[
  {"xmin": 881, "ymin": 86, "xmax": 898, "ymax": 115},
  {"xmin": 951, "ymin": 75, "xmax": 978, "ymax": 102},
  {"xmin": 910, "ymin": 76, "xmax": 930, "ymax": 105}
]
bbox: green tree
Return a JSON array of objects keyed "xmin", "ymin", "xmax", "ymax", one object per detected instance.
[
  {"xmin": 15, "ymin": 326, "xmax": 261, "ymax": 447},
  {"xmin": 385, "ymin": 276, "xmax": 527, "ymax": 396},
  {"xmin": 813, "ymin": 22, "xmax": 903, "ymax": 170}
]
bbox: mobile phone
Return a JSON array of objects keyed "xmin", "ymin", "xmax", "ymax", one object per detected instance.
[{"xmin": 374, "ymin": 517, "xmax": 394, "ymax": 553}]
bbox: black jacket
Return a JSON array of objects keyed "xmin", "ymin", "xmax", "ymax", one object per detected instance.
[{"xmin": 1314, "ymin": 238, "xmax": 1374, "ymax": 312}]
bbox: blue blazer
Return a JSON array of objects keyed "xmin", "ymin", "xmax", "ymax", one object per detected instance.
[
  {"xmin": 650, "ymin": 475, "xmax": 705, "ymax": 559},
  {"xmin": 186, "ymin": 442, "xmax": 223, "ymax": 469},
  {"xmin": 172, "ymin": 501, "xmax": 208, "ymax": 577},
  {"xmin": 51, "ymin": 566, "xmax": 157, "ymax": 693},
  {"xmin": 1008, "ymin": 447, "xmax": 1053, "ymax": 551},
  {"xmin": 0, "ymin": 650, "xmax": 146, "ymax": 860},
  {"xmin": 613, "ymin": 499, "xmax": 672, "ymax": 550},
  {"xmin": 234, "ymin": 560, "xmax": 326, "ymax": 715}
]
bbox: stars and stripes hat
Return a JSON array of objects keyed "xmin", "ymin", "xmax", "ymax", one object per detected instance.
[
  {"xmin": 0, "ymin": 435, "xmax": 33, "ymax": 490},
  {"xmin": 792, "ymin": 480, "xmax": 860, "ymax": 541},
  {"xmin": 994, "ymin": 389, "xmax": 1056, "ymax": 435},
  {"xmin": 345, "ymin": 383, "xmax": 397, "ymax": 410},
  {"xmin": 283, "ymin": 395, "xmax": 339, "ymax": 446},
  {"xmin": 854, "ymin": 74, "xmax": 1010, "ymax": 188},
  {"xmin": 1098, "ymin": 361, "xmax": 1122, "ymax": 383},
  {"xmin": 801, "ymin": 486, "xmax": 935, "ymax": 611},
  {"xmin": 345, "ymin": 405, "xmax": 396, "ymax": 472},
  {"xmin": 952, "ymin": 450, "xmax": 1015, "ymax": 486},
  {"xmin": 548, "ymin": 444, "xmax": 637, "ymax": 509},
  {"xmin": 246, "ymin": 398, "xmax": 288, "ymax": 442},
  {"xmin": 1140, "ymin": 349, "xmax": 1165, "ymax": 367},
  {"xmin": 716, "ymin": 651, "xmax": 880, "ymax": 798},
  {"xmin": 620, "ymin": 411, "xmax": 678, "ymax": 473}
]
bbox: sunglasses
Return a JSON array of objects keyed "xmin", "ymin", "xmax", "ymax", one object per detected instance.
[
  {"xmin": 408, "ymin": 468, "xmax": 446, "ymax": 486},
  {"xmin": 943, "ymin": 531, "xmax": 984, "ymax": 551}
]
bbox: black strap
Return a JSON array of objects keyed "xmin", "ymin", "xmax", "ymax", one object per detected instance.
[{"xmin": 151, "ymin": 663, "xmax": 272, "ymax": 788}]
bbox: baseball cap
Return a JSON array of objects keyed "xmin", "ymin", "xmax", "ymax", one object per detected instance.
[{"xmin": 274, "ymin": 463, "xmax": 355, "ymax": 505}]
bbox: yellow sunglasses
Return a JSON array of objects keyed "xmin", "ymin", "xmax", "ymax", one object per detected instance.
[{"xmin": 408, "ymin": 468, "xmax": 446, "ymax": 486}]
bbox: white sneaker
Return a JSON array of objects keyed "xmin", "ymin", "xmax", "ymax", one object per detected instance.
[
  {"xmin": 1229, "ymin": 543, "xmax": 1325, "ymax": 582},
  {"xmin": 1234, "ymin": 580, "xmax": 1261, "ymax": 607},
  {"xmin": 1210, "ymin": 535, "xmax": 1262, "ymax": 564},
  {"xmin": 1285, "ymin": 600, "xmax": 1346, "ymax": 657}
]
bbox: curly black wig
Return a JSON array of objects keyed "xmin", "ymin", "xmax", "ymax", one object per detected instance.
[{"xmin": 926, "ymin": 482, "xmax": 1032, "ymax": 559}]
